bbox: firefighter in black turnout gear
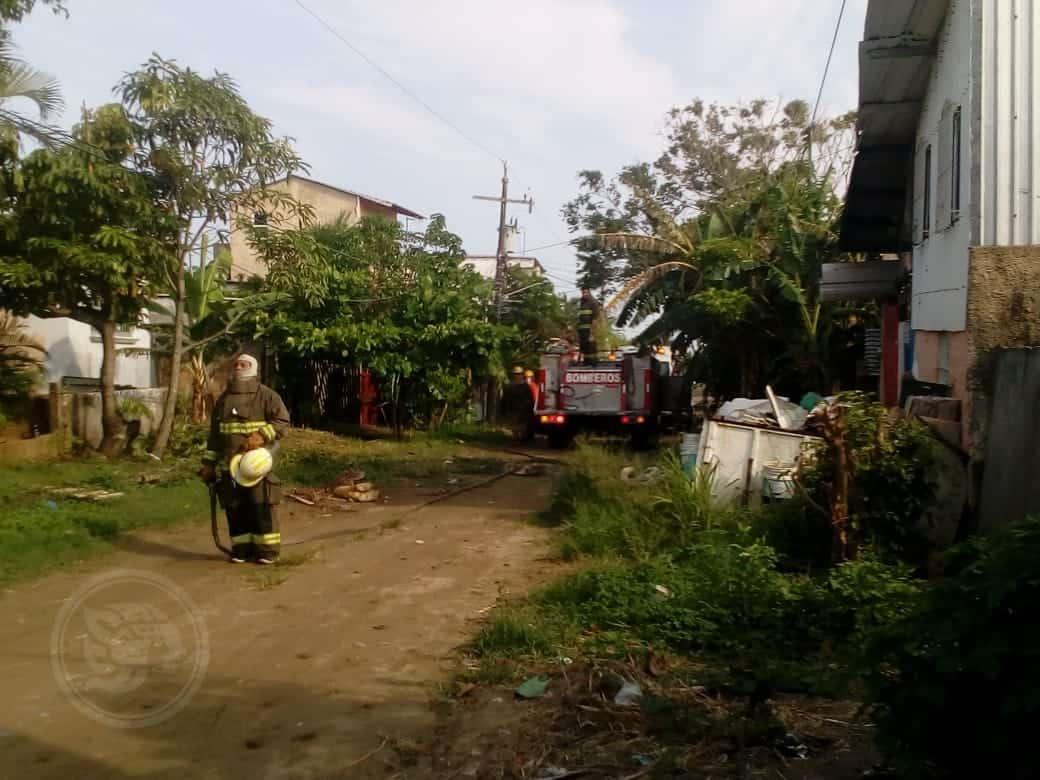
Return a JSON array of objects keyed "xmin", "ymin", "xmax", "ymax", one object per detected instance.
[
  {"xmin": 577, "ymin": 287, "xmax": 603, "ymax": 363},
  {"xmin": 198, "ymin": 348, "xmax": 290, "ymax": 563}
]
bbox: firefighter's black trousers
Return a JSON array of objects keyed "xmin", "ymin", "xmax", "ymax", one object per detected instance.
[
  {"xmin": 216, "ymin": 477, "xmax": 282, "ymax": 560},
  {"xmin": 578, "ymin": 328, "xmax": 598, "ymax": 362}
]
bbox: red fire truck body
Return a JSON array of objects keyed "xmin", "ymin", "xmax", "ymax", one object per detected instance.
[{"xmin": 533, "ymin": 347, "xmax": 674, "ymax": 447}]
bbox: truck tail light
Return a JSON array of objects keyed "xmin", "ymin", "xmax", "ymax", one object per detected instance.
[{"xmin": 621, "ymin": 415, "xmax": 631, "ymax": 424}]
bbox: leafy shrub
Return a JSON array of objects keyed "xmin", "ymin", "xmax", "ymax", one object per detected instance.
[
  {"xmin": 800, "ymin": 393, "xmax": 936, "ymax": 565},
  {"xmin": 752, "ymin": 497, "xmax": 832, "ymax": 571},
  {"xmin": 864, "ymin": 517, "xmax": 1040, "ymax": 779}
]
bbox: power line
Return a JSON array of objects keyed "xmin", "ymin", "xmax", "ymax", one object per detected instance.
[
  {"xmin": 808, "ymin": 0, "xmax": 848, "ymax": 164},
  {"xmin": 292, "ymin": 0, "xmax": 504, "ymax": 164},
  {"xmin": 0, "ymin": 111, "xmax": 155, "ymax": 181}
]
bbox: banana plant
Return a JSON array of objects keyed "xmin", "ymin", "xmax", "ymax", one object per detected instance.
[{"xmin": 148, "ymin": 236, "xmax": 244, "ymax": 422}]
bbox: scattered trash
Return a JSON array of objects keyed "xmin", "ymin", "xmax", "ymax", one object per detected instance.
[
  {"xmin": 632, "ymin": 754, "xmax": 655, "ymax": 767},
  {"xmin": 640, "ymin": 466, "xmax": 662, "ymax": 483},
  {"xmin": 775, "ymin": 732, "xmax": 809, "ymax": 760},
  {"xmin": 621, "ymin": 466, "xmax": 664, "ymax": 483},
  {"xmin": 653, "ymin": 584, "xmax": 672, "ymax": 600},
  {"xmin": 44, "ymin": 500, "xmax": 57, "ymax": 510},
  {"xmin": 717, "ymin": 395, "xmax": 809, "ymax": 431},
  {"xmin": 446, "ymin": 477, "xmax": 460, "ymax": 485},
  {"xmin": 287, "ymin": 493, "xmax": 316, "ymax": 506},
  {"xmin": 558, "ymin": 656, "xmax": 573, "ymax": 665},
  {"xmin": 335, "ymin": 468, "xmax": 365, "ymax": 486},
  {"xmin": 137, "ymin": 473, "xmax": 162, "ymax": 485},
  {"xmin": 332, "ymin": 483, "xmax": 381, "ymax": 503},
  {"xmin": 515, "ymin": 675, "xmax": 550, "ymax": 700},
  {"xmin": 514, "ymin": 462, "xmax": 547, "ymax": 477},
  {"xmin": 415, "ymin": 539, "xmax": 425, "ymax": 545},
  {"xmin": 800, "ymin": 391, "xmax": 824, "ymax": 411},
  {"xmin": 537, "ymin": 767, "xmax": 570, "ymax": 779},
  {"xmin": 456, "ymin": 682, "xmax": 477, "ymax": 698},
  {"xmin": 371, "ymin": 624, "xmax": 387, "ymax": 631},
  {"xmin": 48, "ymin": 487, "xmax": 124, "ymax": 502},
  {"xmin": 613, "ymin": 680, "xmax": 643, "ymax": 705},
  {"xmin": 443, "ymin": 458, "xmax": 454, "ymax": 465}
]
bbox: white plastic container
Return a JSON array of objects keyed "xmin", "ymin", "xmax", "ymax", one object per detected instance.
[{"xmin": 679, "ymin": 433, "xmax": 700, "ymax": 476}]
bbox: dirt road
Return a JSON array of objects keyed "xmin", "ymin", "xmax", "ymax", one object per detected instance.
[{"xmin": 0, "ymin": 467, "xmax": 556, "ymax": 779}]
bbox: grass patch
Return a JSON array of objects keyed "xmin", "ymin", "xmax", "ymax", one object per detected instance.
[
  {"xmin": 0, "ymin": 424, "xmax": 510, "ymax": 584},
  {"xmin": 0, "ymin": 457, "xmax": 203, "ymax": 583},
  {"xmin": 279, "ymin": 428, "xmax": 508, "ymax": 487},
  {"xmin": 477, "ymin": 443, "xmax": 921, "ymax": 698},
  {"xmin": 472, "ymin": 606, "xmax": 560, "ymax": 658}
]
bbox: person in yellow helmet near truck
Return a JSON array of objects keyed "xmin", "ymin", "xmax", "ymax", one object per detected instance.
[{"xmin": 198, "ymin": 346, "xmax": 290, "ymax": 563}]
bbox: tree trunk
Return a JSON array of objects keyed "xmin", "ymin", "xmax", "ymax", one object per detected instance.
[
  {"xmin": 151, "ymin": 261, "xmax": 186, "ymax": 458},
  {"xmin": 97, "ymin": 319, "xmax": 124, "ymax": 457}
]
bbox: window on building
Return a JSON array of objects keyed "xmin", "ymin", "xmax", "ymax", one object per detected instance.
[
  {"xmin": 252, "ymin": 210, "xmax": 268, "ymax": 227},
  {"xmin": 923, "ymin": 144, "xmax": 932, "ymax": 240},
  {"xmin": 951, "ymin": 107, "xmax": 962, "ymax": 221},
  {"xmin": 116, "ymin": 323, "xmax": 135, "ymax": 334}
]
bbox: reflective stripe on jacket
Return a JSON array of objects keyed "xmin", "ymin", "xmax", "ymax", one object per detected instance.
[{"xmin": 202, "ymin": 379, "xmax": 290, "ymax": 466}]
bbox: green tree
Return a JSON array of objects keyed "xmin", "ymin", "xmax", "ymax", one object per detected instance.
[
  {"xmin": 499, "ymin": 267, "xmax": 572, "ymax": 370},
  {"xmin": 148, "ymin": 238, "xmax": 263, "ymax": 424},
  {"xmin": 253, "ymin": 215, "xmax": 507, "ymax": 434},
  {"xmin": 117, "ymin": 55, "xmax": 309, "ymax": 457},
  {"xmin": 0, "ymin": 0, "xmax": 66, "ymax": 26},
  {"xmin": 0, "ymin": 104, "xmax": 175, "ymax": 454},
  {"xmin": 564, "ymin": 98, "xmax": 860, "ymax": 399}
]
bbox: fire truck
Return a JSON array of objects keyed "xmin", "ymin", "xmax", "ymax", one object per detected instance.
[{"xmin": 532, "ymin": 344, "xmax": 687, "ymax": 448}]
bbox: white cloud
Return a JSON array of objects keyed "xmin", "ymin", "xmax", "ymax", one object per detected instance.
[
  {"xmin": 305, "ymin": 0, "xmax": 683, "ymax": 155},
  {"xmin": 267, "ymin": 81, "xmax": 475, "ymax": 160}
]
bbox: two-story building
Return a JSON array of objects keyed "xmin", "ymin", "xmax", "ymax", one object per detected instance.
[
  {"xmin": 840, "ymin": 0, "xmax": 1040, "ymax": 454},
  {"xmin": 228, "ymin": 174, "xmax": 424, "ymax": 280}
]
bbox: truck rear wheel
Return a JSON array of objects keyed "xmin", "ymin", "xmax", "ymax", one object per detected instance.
[
  {"xmin": 547, "ymin": 430, "xmax": 574, "ymax": 449},
  {"xmin": 630, "ymin": 429, "xmax": 659, "ymax": 451}
]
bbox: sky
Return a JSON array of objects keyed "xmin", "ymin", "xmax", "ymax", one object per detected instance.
[{"xmin": 14, "ymin": 0, "xmax": 868, "ymax": 297}]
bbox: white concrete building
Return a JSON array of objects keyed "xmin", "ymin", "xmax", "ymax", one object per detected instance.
[
  {"xmin": 25, "ymin": 316, "xmax": 155, "ymax": 388},
  {"xmin": 841, "ymin": 0, "xmax": 1040, "ymax": 451}
]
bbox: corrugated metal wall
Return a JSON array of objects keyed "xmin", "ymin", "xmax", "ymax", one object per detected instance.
[{"xmin": 980, "ymin": 0, "xmax": 1040, "ymax": 246}]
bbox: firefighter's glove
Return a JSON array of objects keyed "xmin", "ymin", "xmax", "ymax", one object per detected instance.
[
  {"xmin": 197, "ymin": 463, "xmax": 217, "ymax": 484},
  {"xmin": 242, "ymin": 431, "xmax": 266, "ymax": 452}
]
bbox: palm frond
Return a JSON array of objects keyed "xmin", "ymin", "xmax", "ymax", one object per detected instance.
[
  {"xmin": 592, "ymin": 232, "xmax": 689, "ymax": 257},
  {"xmin": 606, "ymin": 261, "xmax": 699, "ymax": 315},
  {"xmin": 0, "ymin": 40, "xmax": 62, "ymax": 119}
]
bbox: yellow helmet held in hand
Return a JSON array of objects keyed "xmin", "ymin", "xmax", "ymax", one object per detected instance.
[{"xmin": 230, "ymin": 448, "xmax": 273, "ymax": 487}]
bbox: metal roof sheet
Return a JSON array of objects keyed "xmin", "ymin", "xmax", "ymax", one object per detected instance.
[{"xmin": 840, "ymin": 0, "xmax": 951, "ymax": 252}]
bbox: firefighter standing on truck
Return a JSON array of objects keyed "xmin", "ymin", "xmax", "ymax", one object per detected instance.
[
  {"xmin": 577, "ymin": 287, "xmax": 603, "ymax": 363},
  {"xmin": 198, "ymin": 347, "xmax": 290, "ymax": 564}
]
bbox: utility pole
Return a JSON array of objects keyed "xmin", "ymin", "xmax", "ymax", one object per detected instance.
[
  {"xmin": 473, "ymin": 161, "xmax": 533, "ymax": 321},
  {"xmin": 473, "ymin": 161, "xmax": 533, "ymax": 423}
]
